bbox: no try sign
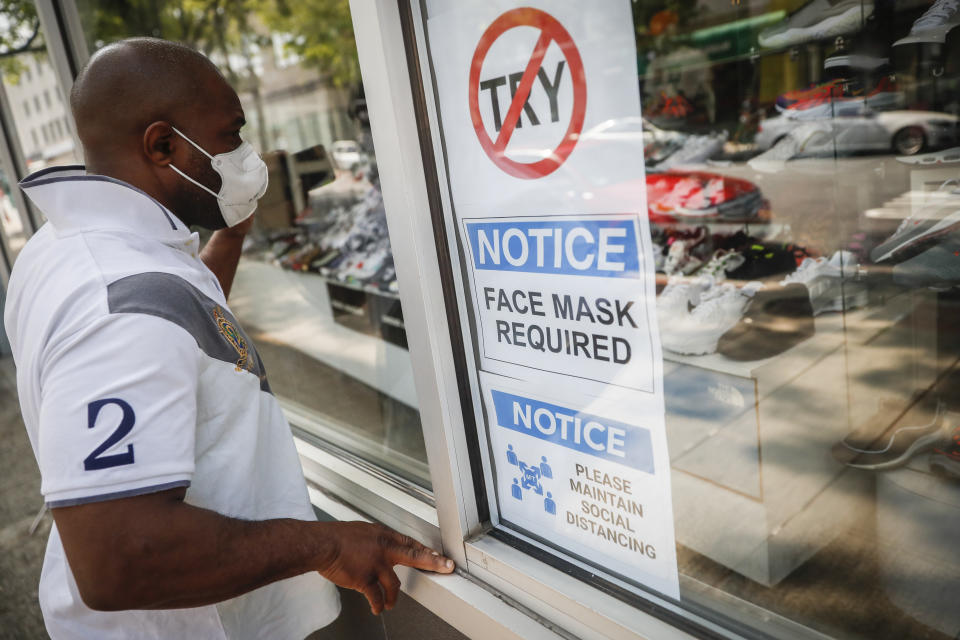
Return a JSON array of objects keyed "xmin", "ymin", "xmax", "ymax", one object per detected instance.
[{"xmin": 468, "ymin": 8, "xmax": 587, "ymax": 179}]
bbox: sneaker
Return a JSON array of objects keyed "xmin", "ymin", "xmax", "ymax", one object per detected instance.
[
  {"xmin": 699, "ymin": 249, "xmax": 746, "ymax": 282},
  {"xmin": 662, "ymin": 282, "xmax": 763, "ymax": 356},
  {"xmin": 657, "ymin": 275, "xmax": 715, "ymax": 327},
  {"xmin": 663, "ymin": 238, "xmax": 705, "ymax": 276},
  {"xmin": 869, "ymin": 185, "xmax": 960, "ymax": 263},
  {"xmin": 832, "ymin": 399, "xmax": 945, "ymax": 470},
  {"xmin": 897, "ymin": 146, "xmax": 960, "ymax": 165},
  {"xmin": 716, "ymin": 282, "xmax": 815, "ymax": 360},
  {"xmin": 929, "ymin": 421, "xmax": 960, "ymax": 479},
  {"xmin": 894, "ymin": 0, "xmax": 960, "ymax": 46},
  {"xmin": 758, "ymin": 0, "xmax": 875, "ymax": 49},
  {"xmin": 781, "ymin": 250, "xmax": 868, "ymax": 314},
  {"xmin": 726, "ymin": 242, "xmax": 802, "ymax": 279},
  {"xmin": 824, "ymin": 51, "xmax": 889, "ymax": 71},
  {"xmin": 656, "ymin": 132, "xmax": 728, "ymax": 170},
  {"xmin": 892, "ymin": 231, "xmax": 960, "ymax": 289},
  {"xmin": 776, "ymin": 79, "xmax": 847, "ymax": 111}
]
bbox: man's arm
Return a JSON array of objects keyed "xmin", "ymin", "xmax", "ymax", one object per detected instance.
[
  {"xmin": 200, "ymin": 218, "xmax": 253, "ymax": 298},
  {"xmin": 53, "ymin": 486, "xmax": 454, "ymax": 614},
  {"xmin": 200, "ymin": 227, "xmax": 245, "ymax": 299}
]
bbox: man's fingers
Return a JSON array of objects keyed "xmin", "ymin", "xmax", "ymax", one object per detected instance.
[
  {"xmin": 387, "ymin": 541, "xmax": 456, "ymax": 573},
  {"xmin": 360, "ymin": 579, "xmax": 385, "ymax": 615},
  {"xmin": 379, "ymin": 569, "xmax": 402, "ymax": 610}
]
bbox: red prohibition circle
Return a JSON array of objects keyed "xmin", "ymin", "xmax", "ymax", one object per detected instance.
[{"xmin": 468, "ymin": 8, "xmax": 587, "ymax": 179}]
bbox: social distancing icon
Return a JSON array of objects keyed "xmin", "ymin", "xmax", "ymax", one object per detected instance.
[{"xmin": 468, "ymin": 8, "xmax": 587, "ymax": 179}]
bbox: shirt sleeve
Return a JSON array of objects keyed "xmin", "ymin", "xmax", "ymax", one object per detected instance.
[{"xmin": 37, "ymin": 312, "xmax": 200, "ymax": 507}]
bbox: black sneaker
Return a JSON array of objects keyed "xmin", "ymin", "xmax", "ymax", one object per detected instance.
[
  {"xmin": 716, "ymin": 282, "xmax": 815, "ymax": 360},
  {"xmin": 832, "ymin": 399, "xmax": 945, "ymax": 470},
  {"xmin": 929, "ymin": 421, "xmax": 960, "ymax": 480},
  {"xmin": 726, "ymin": 243, "xmax": 802, "ymax": 280}
]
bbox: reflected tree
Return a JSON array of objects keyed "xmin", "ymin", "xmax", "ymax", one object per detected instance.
[{"xmin": 0, "ymin": 0, "xmax": 45, "ymax": 80}]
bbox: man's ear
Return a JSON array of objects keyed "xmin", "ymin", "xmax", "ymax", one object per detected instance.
[{"xmin": 143, "ymin": 121, "xmax": 175, "ymax": 166}]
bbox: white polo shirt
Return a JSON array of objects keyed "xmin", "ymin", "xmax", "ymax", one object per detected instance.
[{"xmin": 5, "ymin": 166, "xmax": 340, "ymax": 639}]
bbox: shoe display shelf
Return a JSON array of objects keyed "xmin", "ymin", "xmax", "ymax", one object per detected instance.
[
  {"xmin": 663, "ymin": 288, "xmax": 941, "ymax": 586},
  {"xmin": 229, "ymin": 260, "xmax": 418, "ymax": 409}
]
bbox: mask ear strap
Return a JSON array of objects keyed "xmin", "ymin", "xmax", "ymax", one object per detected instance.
[
  {"xmin": 169, "ymin": 163, "xmax": 223, "ymax": 201},
  {"xmin": 170, "ymin": 125, "xmax": 214, "ymax": 160}
]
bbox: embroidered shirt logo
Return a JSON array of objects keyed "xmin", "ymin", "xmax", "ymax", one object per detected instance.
[{"xmin": 213, "ymin": 306, "xmax": 250, "ymax": 372}]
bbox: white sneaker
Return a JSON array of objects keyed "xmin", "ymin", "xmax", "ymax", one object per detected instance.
[
  {"xmin": 895, "ymin": 0, "xmax": 960, "ymax": 45},
  {"xmin": 698, "ymin": 249, "xmax": 745, "ymax": 283},
  {"xmin": 657, "ymin": 275, "xmax": 715, "ymax": 328},
  {"xmin": 662, "ymin": 282, "xmax": 763, "ymax": 355},
  {"xmin": 781, "ymin": 250, "xmax": 867, "ymax": 314},
  {"xmin": 897, "ymin": 146, "xmax": 960, "ymax": 165},
  {"xmin": 663, "ymin": 239, "xmax": 705, "ymax": 276},
  {"xmin": 758, "ymin": 0, "xmax": 874, "ymax": 49}
]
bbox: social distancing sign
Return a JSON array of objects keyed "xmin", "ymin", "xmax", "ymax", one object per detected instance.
[
  {"xmin": 481, "ymin": 372, "xmax": 679, "ymax": 599},
  {"xmin": 428, "ymin": 0, "xmax": 679, "ymax": 599}
]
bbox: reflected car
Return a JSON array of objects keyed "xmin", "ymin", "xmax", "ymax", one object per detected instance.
[
  {"xmin": 580, "ymin": 117, "xmax": 686, "ymax": 166},
  {"xmin": 755, "ymin": 103, "xmax": 959, "ymax": 156}
]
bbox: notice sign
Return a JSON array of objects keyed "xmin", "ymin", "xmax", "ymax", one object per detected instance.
[
  {"xmin": 481, "ymin": 372, "xmax": 679, "ymax": 599},
  {"xmin": 428, "ymin": 0, "xmax": 679, "ymax": 600},
  {"xmin": 463, "ymin": 214, "xmax": 656, "ymax": 392}
]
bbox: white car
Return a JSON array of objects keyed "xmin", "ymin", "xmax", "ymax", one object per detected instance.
[
  {"xmin": 329, "ymin": 139, "xmax": 366, "ymax": 170},
  {"xmin": 755, "ymin": 102, "xmax": 958, "ymax": 156}
]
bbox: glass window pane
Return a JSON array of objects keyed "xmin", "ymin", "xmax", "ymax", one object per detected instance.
[
  {"xmin": 0, "ymin": 167, "xmax": 29, "ymax": 264},
  {"xmin": 75, "ymin": 0, "xmax": 431, "ymax": 489},
  {"xmin": 0, "ymin": 7, "xmax": 81, "ymax": 174},
  {"xmin": 421, "ymin": 0, "xmax": 960, "ymax": 637}
]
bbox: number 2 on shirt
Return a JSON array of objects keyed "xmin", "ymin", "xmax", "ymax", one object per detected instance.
[{"xmin": 84, "ymin": 398, "xmax": 136, "ymax": 471}]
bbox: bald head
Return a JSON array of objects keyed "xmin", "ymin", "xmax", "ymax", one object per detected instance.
[
  {"xmin": 71, "ymin": 38, "xmax": 228, "ymax": 160},
  {"xmin": 70, "ymin": 38, "xmax": 248, "ymax": 228}
]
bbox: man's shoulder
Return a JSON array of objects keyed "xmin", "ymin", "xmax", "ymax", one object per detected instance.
[{"xmin": 6, "ymin": 226, "xmax": 210, "ymax": 357}]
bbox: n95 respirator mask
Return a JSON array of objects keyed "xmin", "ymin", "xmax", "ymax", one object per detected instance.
[{"xmin": 168, "ymin": 125, "xmax": 269, "ymax": 228}]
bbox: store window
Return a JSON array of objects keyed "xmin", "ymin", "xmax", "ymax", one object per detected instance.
[
  {"xmin": 74, "ymin": 0, "xmax": 432, "ymax": 489},
  {"xmin": 419, "ymin": 0, "xmax": 960, "ymax": 638},
  {"xmin": 0, "ymin": 3, "xmax": 81, "ymax": 176}
]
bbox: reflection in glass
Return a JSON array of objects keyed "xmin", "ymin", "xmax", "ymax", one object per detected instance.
[{"xmin": 427, "ymin": 0, "xmax": 960, "ymax": 637}]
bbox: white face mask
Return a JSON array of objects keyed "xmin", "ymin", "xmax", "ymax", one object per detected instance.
[{"xmin": 168, "ymin": 126, "xmax": 268, "ymax": 228}]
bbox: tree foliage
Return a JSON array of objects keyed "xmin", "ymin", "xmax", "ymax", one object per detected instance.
[{"xmin": 0, "ymin": 0, "xmax": 44, "ymax": 80}]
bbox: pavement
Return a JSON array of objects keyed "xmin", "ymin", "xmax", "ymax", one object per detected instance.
[{"xmin": 0, "ymin": 358, "xmax": 51, "ymax": 639}]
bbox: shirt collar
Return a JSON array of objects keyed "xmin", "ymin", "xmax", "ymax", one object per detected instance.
[{"xmin": 19, "ymin": 165, "xmax": 192, "ymax": 245}]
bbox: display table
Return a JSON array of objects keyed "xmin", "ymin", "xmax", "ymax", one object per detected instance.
[{"xmin": 229, "ymin": 260, "xmax": 418, "ymax": 408}]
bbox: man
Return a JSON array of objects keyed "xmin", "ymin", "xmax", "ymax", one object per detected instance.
[{"xmin": 4, "ymin": 38, "xmax": 453, "ymax": 639}]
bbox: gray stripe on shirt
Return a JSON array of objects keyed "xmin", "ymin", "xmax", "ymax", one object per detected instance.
[{"xmin": 107, "ymin": 271, "xmax": 271, "ymax": 393}]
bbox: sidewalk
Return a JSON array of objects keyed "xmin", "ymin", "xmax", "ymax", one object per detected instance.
[{"xmin": 0, "ymin": 357, "xmax": 50, "ymax": 639}]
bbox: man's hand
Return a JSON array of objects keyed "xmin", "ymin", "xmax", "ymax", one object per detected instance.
[
  {"xmin": 52, "ymin": 489, "xmax": 455, "ymax": 613},
  {"xmin": 315, "ymin": 522, "xmax": 454, "ymax": 614}
]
